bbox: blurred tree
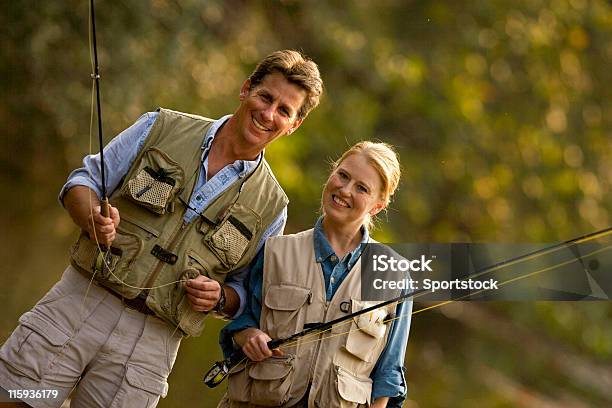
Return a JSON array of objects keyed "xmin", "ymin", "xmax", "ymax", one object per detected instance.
[{"xmin": 0, "ymin": 0, "xmax": 610, "ymax": 407}]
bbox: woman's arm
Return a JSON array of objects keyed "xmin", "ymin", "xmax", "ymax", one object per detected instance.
[
  {"xmin": 370, "ymin": 297, "xmax": 413, "ymax": 407},
  {"xmin": 371, "ymin": 397, "xmax": 389, "ymax": 408},
  {"xmin": 218, "ymin": 247, "xmax": 265, "ymax": 357}
]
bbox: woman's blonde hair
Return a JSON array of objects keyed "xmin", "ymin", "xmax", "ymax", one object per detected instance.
[{"xmin": 327, "ymin": 141, "xmax": 401, "ymax": 230}]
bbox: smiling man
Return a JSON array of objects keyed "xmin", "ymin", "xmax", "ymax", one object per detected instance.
[{"xmin": 0, "ymin": 50, "xmax": 323, "ymax": 408}]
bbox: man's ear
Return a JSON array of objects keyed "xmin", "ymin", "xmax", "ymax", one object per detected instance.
[
  {"xmin": 239, "ymin": 79, "xmax": 251, "ymax": 100},
  {"xmin": 287, "ymin": 117, "xmax": 304, "ymax": 135}
]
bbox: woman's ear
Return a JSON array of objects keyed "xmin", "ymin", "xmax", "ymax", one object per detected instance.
[{"xmin": 369, "ymin": 201, "xmax": 386, "ymax": 217}]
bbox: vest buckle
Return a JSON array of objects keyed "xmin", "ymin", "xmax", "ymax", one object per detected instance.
[{"xmin": 151, "ymin": 244, "xmax": 178, "ymax": 264}]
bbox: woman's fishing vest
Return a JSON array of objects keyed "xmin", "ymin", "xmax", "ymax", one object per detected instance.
[
  {"xmin": 225, "ymin": 229, "xmax": 396, "ymax": 408},
  {"xmin": 69, "ymin": 108, "xmax": 288, "ymax": 336}
]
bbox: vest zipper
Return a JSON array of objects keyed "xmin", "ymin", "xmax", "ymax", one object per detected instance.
[{"xmin": 141, "ymin": 220, "xmax": 189, "ymax": 297}]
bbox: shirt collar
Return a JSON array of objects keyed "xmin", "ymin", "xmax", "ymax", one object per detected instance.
[
  {"xmin": 313, "ymin": 216, "xmax": 370, "ymax": 264},
  {"xmin": 201, "ymin": 114, "xmax": 262, "ymax": 177}
]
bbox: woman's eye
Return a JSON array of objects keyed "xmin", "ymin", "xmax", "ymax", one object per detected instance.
[
  {"xmin": 338, "ymin": 171, "xmax": 348, "ymax": 179},
  {"xmin": 357, "ymin": 185, "xmax": 368, "ymax": 193}
]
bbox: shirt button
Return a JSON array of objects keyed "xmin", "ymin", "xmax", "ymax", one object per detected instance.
[
  {"xmin": 330, "ymin": 255, "xmax": 337, "ymax": 262},
  {"xmin": 330, "ymin": 277, "xmax": 335, "ymax": 284},
  {"xmin": 195, "ymin": 196, "xmax": 202, "ymax": 201}
]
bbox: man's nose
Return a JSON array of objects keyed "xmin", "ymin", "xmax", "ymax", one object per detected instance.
[{"xmin": 261, "ymin": 105, "xmax": 275, "ymax": 122}]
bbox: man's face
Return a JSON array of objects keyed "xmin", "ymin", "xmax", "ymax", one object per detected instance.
[{"xmin": 234, "ymin": 71, "xmax": 306, "ymax": 152}]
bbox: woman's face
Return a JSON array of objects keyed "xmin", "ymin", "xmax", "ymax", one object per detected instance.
[{"xmin": 322, "ymin": 153, "xmax": 385, "ymax": 229}]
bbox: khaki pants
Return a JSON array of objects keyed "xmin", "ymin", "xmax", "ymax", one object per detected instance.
[{"xmin": 0, "ymin": 266, "xmax": 182, "ymax": 408}]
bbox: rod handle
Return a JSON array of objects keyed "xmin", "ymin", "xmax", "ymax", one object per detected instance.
[{"xmin": 100, "ymin": 198, "xmax": 110, "ymax": 218}]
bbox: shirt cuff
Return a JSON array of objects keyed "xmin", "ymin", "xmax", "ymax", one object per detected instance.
[
  {"xmin": 371, "ymin": 366, "xmax": 407, "ymax": 406},
  {"xmin": 219, "ymin": 326, "xmax": 240, "ymax": 358},
  {"xmin": 58, "ymin": 175, "xmax": 102, "ymax": 206}
]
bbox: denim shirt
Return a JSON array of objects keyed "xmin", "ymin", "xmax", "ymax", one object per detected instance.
[
  {"xmin": 59, "ymin": 111, "xmax": 287, "ymax": 317},
  {"xmin": 220, "ymin": 217, "xmax": 411, "ymax": 406}
]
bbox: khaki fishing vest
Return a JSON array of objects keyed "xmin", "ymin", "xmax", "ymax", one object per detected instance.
[
  {"xmin": 69, "ymin": 108, "xmax": 288, "ymax": 336},
  {"xmin": 224, "ymin": 229, "xmax": 396, "ymax": 408}
]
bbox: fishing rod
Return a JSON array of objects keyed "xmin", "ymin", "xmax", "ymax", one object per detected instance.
[
  {"xmin": 203, "ymin": 226, "xmax": 612, "ymax": 387},
  {"xmin": 89, "ymin": 0, "xmax": 109, "ymax": 219}
]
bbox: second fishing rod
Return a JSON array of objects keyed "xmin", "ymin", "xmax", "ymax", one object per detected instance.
[{"xmin": 203, "ymin": 226, "xmax": 612, "ymax": 387}]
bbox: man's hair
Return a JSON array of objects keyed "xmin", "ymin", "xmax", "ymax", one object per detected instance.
[{"xmin": 248, "ymin": 50, "xmax": 323, "ymax": 120}]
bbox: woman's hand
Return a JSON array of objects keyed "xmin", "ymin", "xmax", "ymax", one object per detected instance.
[{"xmin": 234, "ymin": 328, "xmax": 284, "ymax": 361}]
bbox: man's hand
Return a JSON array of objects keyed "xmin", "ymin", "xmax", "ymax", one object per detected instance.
[
  {"xmin": 64, "ymin": 186, "xmax": 120, "ymax": 247},
  {"xmin": 185, "ymin": 276, "xmax": 222, "ymax": 312},
  {"xmin": 235, "ymin": 328, "xmax": 284, "ymax": 362},
  {"xmin": 88, "ymin": 205, "xmax": 120, "ymax": 247}
]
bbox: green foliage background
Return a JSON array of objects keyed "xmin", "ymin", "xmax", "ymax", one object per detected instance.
[{"xmin": 1, "ymin": 1, "xmax": 611, "ymax": 407}]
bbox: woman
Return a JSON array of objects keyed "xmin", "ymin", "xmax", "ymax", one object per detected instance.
[{"xmin": 218, "ymin": 142, "xmax": 411, "ymax": 408}]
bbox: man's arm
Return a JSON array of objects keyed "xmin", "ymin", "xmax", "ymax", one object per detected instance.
[
  {"xmin": 63, "ymin": 185, "xmax": 120, "ymax": 246},
  {"xmin": 59, "ymin": 112, "xmax": 157, "ymax": 246},
  {"xmin": 59, "ymin": 112, "xmax": 157, "ymax": 205}
]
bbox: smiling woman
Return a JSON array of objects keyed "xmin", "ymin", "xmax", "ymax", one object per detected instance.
[
  {"xmin": 217, "ymin": 142, "xmax": 410, "ymax": 408},
  {"xmin": 323, "ymin": 141, "xmax": 401, "ymax": 234}
]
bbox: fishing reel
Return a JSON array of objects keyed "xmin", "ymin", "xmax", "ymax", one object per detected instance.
[
  {"xmin": 203, "ymin": 358, "xmax": 231, "ymax": 388},
  {"xmin": 203, "ymin": 339, "xmax": 284, "ymax": 388}
]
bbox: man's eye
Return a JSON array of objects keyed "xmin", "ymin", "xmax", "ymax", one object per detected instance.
[{"xmin": 338, "ymin": 171, "xmax": 348, "ymax": 179}]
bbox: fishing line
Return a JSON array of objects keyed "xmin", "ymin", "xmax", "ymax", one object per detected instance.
[{"xmin": 279, "ymin": 243, "xmax": 612, "ymax": 351}]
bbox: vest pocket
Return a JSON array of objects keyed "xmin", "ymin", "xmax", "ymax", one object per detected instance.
[
  {"xmin": 263, "ymin": 284, "xmax": 312, "ymax": 339},
  {"xmin": 70, "ymin": 229, "xmax": 144, "ymax": 297},
  {"xmin": 316, "ymin": 364, "xmax": 372, "ymax": 408},
  {"xmin": 121, "ymin": 147, "xmax": 185, "ymax": 215},
  {"xmin": 202, "ymin": 203, "xmax": 261, "ymax": 270},
  {"xmin": 248, "ymin": 355, "xmax": 295, "ymax": 406},
  {"xmin": 344, "ymin": 299, "xmax": 390, "ymax": 363},
  {"xmin": 173, "ymin": 257, "xmax": 208, "ymax": 337},
  {"xmin": 226, "ymin": 360, "xmax": 251, "ymax": 403}
]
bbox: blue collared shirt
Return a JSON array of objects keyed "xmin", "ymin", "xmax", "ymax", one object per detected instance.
[
  {"xmin": 220, "ymin": 217, "xmax": 411, "ymax": 406},
  {"xmin": 59, "ymin": 111, "xmax": 287, "ymax": 317}
]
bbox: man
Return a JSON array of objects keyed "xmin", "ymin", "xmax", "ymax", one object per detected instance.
[{"xmin": 0, "ymin": 50, "xmax": 323, "ymax": 408}]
